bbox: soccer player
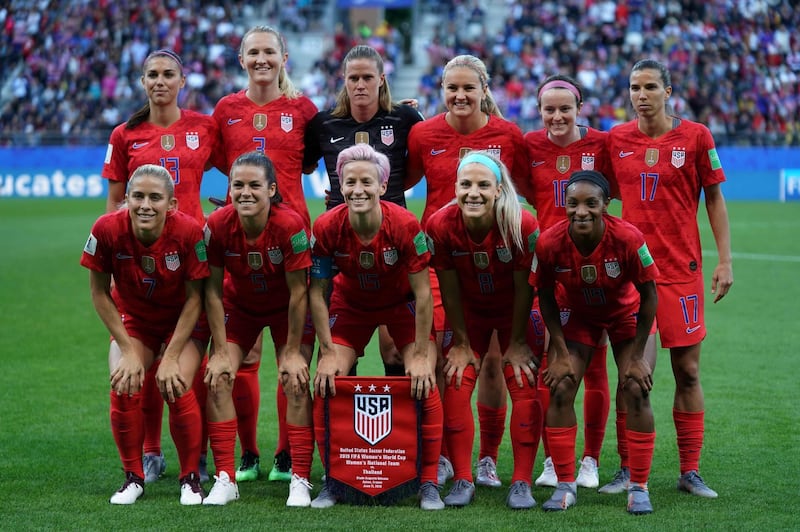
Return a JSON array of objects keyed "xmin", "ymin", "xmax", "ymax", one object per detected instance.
[
  {"xmin": 523, "ymin": 75, "xmax": 614, "ymax": 490},
  {"xmin": 605, "ymin": 59, "xmax": 733, "ymax": 498},
  {"xmin": 308, "ymin": 144, "xmax": 444, "ymax": 511},
  {"xmin": 426, "ymin": 151, "xmax": 543, "ymax": 509},
  {"xmin": 531, "ymin": 170, "xmax": 659, "ymax": 515},
  {"xmin": 211, "ymin": 24, "xmax": 318, "ymax": 485},
  {"xmin": 303, "ymin": 44, "xmax": 425, "ymax": 381},
  {"xmin": 102, "ymin": 48, "xmax": 219, "ymax": 484},
  {"xmin": 405, "ymin": 54, "xmax": 531, "ymax": 489},
  {"xmin": 81, "ymin": 164, "xmax": 209, "ymax": 505},
  {"xmin": 202, "ymin": 151, "xmax": 315, "ymax": 507}
]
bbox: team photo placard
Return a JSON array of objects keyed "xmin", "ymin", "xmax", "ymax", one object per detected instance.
[{"xmin": 322, "ymin": 376, "xmax": 421, "ymax": 505}]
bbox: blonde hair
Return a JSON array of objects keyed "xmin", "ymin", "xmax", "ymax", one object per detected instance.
[
  {"xmin": 458, "ymin": 150, "xmax": 523, "ymax": 251},
  {"xmin": 331, "ymin": 45, "xmax": 394, "ymax": 118},
  {"xmin": 442, "ymin": 55, "xmax": 503, "ymax": 118},
  {"xmin": 128, "ymin": 164, "xmax": 175, "ymax": 198},
  {"xmin": 240, "ymin": 25, "xmax": 300, "ymax": 99}
]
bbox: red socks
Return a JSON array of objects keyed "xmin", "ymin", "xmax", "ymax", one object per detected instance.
[
  {"xmin": 477, "ymin": 402, "xmax": 506, "ymax": 463},
  {"xmin": 443, "ymin": 364, "xmax": 477, "ymax": 481},
  {"xmin": 420, "ymin": 391, "xmax": 444, "ymax": 484},
  {"xmin": 141, "ymin": 361, "xmax": 164, "ymax": 455},
  {"xmin": 287, "ymin": 423, "xmax": 314, "ymax": 480},
  {"xmin": 626, "ymin": 429, "xmax": 655, "ymax": 485},
  {"xmin": 546, "ymin": 424, "xmax": 578, "ymax": 483},
  {"xmin": 208, "ymin": 418, "xmax": 237, "ymax": 479},
  {"xmin": 674, "ymin": 409, "xmax": 705, "ymax": 474},
  {"xmin": 504, "ymin": 365, "xmax": 541, "ymax": 484},
  {"xmin": 167, "ymin": 388, "xmax": 202, "ymax": 478},
  {"xmin": 110, "ymin": 391, "xmax": 144, "ymax": 478},
  {"xmin": 233, "ymin": 359, "xmax": 261, "ymax": 456},
  {"xmin": 275, "ymin": 381, "xmax": 289, "ymax": 455},
  {"xmin": 582, "ymin": 345, "xmax": 610, "ymax": 461},
  {"xmin": 616, "ymin": 409, "xmax": 629, "ymax": 469}
]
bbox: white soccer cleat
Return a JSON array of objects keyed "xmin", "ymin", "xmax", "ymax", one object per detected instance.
[
  {"xmin": 203, "ymin": 471, "xmax": 239, "ymax": 506},
  {"xmin": 286, "ymin": 474, "xmax": 313, "ymax": 507}
]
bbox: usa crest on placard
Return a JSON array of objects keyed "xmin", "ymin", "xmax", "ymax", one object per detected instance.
[
  {"xmin": 354, "ymin": 394, "xmax": 392, "ymax": 446},
  {"xmin": 604, "ymin": 260, "xmax": 621, "ymax": 278},
  {"xmin": 165, "ymin": 252, "xmax": 181, "ymax": 271},
  {"xmin": 281, "ymin": 114, "xmax": 293, "ymax": 132},
  {"xmin": 383, "ymin": 247, "xmax": 398, "ymax": 265},
  {"xmin": 671, "ymin": 147, "xmax": 686, "ymax": 168},
  {"xmin": 380, "ymin": 126, "xmax": 394, "ymax": 146},
  {"xmin": 186, "ymin": 132, "xmax": 199, "ymax": 150}
]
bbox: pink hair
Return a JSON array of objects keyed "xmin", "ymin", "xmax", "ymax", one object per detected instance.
[{"xmin": 335, "ymin": 144, "xmax": 390, "ymax": 184}]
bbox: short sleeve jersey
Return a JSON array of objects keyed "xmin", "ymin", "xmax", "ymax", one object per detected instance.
[
  {"xmin": 607, "ymin": 118, "xmax": 726, "ymax": 282},
  {"xmin": 205, "ymin": 203, "xmax": 311, "ymax": 316},
  {"xmin": 524, "ymin": 126, "xmax": 614, "ymax": 230},
  {"xmin": 303, "ymin": 104, "xmax": 424, "ymax": 209},
  {"xmin": 406, "ymin": 114, "xmax": 530, "ymax": 226},
  {"xmin": 530, "ymin": 215, "xmax": 658, "ymax": 321},
  {"xmin": 212, "ymin": 92, "xmax": 318, "ymax": 226},
  {"xmin": 80, "ymin": 208, "xmax": 209, "ymax": 324},
  {"xmin": 427, "ymin": 203, "xmax": 539, "ymax": 316},
  {"xmin": 310, "ymin": 201, "xmax": 429, "ymax": 311},
  {"xmin": 102, "ymin": 110, "xmax": 219, "ymax": 224}
]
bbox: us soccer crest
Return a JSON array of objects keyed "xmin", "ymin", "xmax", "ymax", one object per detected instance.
[
  {"xmin": 186, "ymin": 132, "xmax": 199, "ymax": 150},
  {"xmin": 359, "ymin": 251, "xmax": 374, "ymax": 269},
  {"xmin": 165, "ymin": 252, "xmax": 181, "ymax": 271},
  {"xmin": 383, "ymin": 247, "xmax": 398, "ymax": 266},
  {"xmin": 557, "ymin": 155, "xmax": 571, "ymax": 174},
  {"xmin": 161, "ymin": 135, "xmax": 175, "ymax": 151},
  {"xmin": 473, "ymin": 252, "xmax": 490, "ymax": 269},
  {"xmin": 645, "ymin": 148, "xmax": 659, "ymax": 167},
  {"xmin": 355, "ymin": 132, "xmax": 369, "ymax": 144},
  {"xmin": 253, "ymin": 113, "xmax": 267, "ymax": 131},
  {"xmin": 141, "ymin": 255, "xmax": 156, "ymax": 274},
  {"xmin": 604, "ymin": 260, "xmax": 621, "ymax": 278},
  {"xmin": 281, "ymin": 113, "xmax": 293, "ymax": 132},
  {"xmin": 559, "ymin": 309, "xmax": 571, "ymax": 326},
  {"xmin": 581, "ymin": 153, "xmax": 595, "ymax": 170},
  {"xmin": 354, "ymin": 394, "xmax": 392, "ymax": 445},
  {"xmin": 381, "ymin": 126, "xmax": 394, "ymax": 146},
  {"xmin": 581, "ymin": 264, "xmax": 597, "ymax": 283},
  {"xmin": 496, "ymin": 246, "xmax": 512, "ymax": 263},
  {"xmin": 248, "ymin": 251, "xmax": 263, "ymax": 269},
  {"xmin": 268, "ymin": 248, "xmax": 283, "ymax": 265},
  {"xmin": 671, "ymin": 147, "xmax": 686, "ymax": 168},
  {"xmin": 486, "ymin": 145, "xmax": 501, "ymax": 158}
]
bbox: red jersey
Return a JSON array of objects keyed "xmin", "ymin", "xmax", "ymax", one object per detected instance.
[
  {"xmin": 406, "ymin": 114, "xmax": 530, "ymax": 226},
  {"xmin": 213, "ymin": 92, "xmax": 318, "ymax": 225},
  {"xmin": 607, "ymin": 118, "xmax": 726, "ymax": 282},
  {"xmin": 310, "ymin": 201, "xmax": 430, "ymax": 311},
  {"xmin": 530, "ymin": 215, "xmax": 658, "ymax": 322},
  {"xmin": 205, "ymin": 203, "xmax": 311, "ymax": 316},
  {"xmin": 80, "ymin": 208, "xmax": 209, "ymax": 324},
  {"xmin": 103, "ymin": 110, "xmax": 219, "ymax": 224},
  {"xmin": 426, "ymin": 203, "xmax": 539, "ymax": 317},
  {"xmin": 524, "ymin": 126, "xmax": 614, "ymax": 230}
]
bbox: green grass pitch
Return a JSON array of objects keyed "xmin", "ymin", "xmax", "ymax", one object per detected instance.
[{"xmin": 0, "ymin": 198, "xmax": 797, "ymax": 530}]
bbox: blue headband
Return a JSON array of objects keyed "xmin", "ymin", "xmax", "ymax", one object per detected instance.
[{"xmin": 458, "ymin": 152, "xmax": 502, "ymax": 184}]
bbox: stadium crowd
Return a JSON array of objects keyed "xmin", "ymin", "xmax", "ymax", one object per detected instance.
[{"xmin": 1, "ymin": 0, "xmax": 798, "ymax": 146}]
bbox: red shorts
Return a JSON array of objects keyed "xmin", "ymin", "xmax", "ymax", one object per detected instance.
[
  {"xmin": 654, "ymin": 278, "xmax": 706, "ymax": 348},
  {"xmin": 329, "ymin": 297, "xmax": 426, "ymax": 355},
  {"xmin": 225, "ymin": 306, "xmax": 315, "ymax": 353},
  {"xmin": 440, "ymin": 304, "xmax": 546, "ymax": 358},
  {"xmin": 115, "ymin": 312, "xmax": 208, "ymax": 355},
  {"xmin": 560, "ymin": 306, "xmax": 639, "ymax": 348}
]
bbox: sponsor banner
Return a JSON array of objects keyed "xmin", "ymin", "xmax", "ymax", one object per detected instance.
[
  {"xmin": 780, "ymin": 169, "xmax": 800, "ymax": 202},
  {"xmin": 324, "ymin": 376, "xmax": 420, "ymax": 504}
]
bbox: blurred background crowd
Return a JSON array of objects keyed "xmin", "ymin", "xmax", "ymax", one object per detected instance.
[{"xmin": 2, "ymin": 0, "xmax": 797, "ymax": 146}]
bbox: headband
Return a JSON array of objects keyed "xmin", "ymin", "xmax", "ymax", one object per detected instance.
[
  {"xmin": 458, "ymin": 152, "xmax": 502, "ymax": 184},
  {"xmin": 146, "ymin": 49, "xmax": 183, "ymax": 67},
  {"xmin": 566, "ymin": 170, "xmax": 610, "ymax": 198},
  {"xmin": 538, "ymin": 80, "xmax": 580, "ymax": 101}
]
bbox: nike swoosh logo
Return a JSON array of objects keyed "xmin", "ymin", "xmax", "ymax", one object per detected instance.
[
  {"xmin": 619, "ymin": 151, "xmax": 634, "ymax": 158},
  {"xmin": 430, "ymin": 149, "xmax": 446, "ymax": 156},
  {"xmin": 227, "ymin": 118, "xmax": 242, "ymax": 125},
  {"xmin": 224, "ymin": 250, "xmax": 241, "ymax": 257},
  {"xmin": 115, "ymin": 253, "xmax": 133, "ymax": 260},
  {"xmin": 686, "ymin": 325, "xmax": 702, "ymax": 334},
  {"xmin": 451, "ymin": 251, "xmax": 470, "ymax": 256},
  {"xmin": 334, "ymin": 251, "xmax": 349, "ymax": 257},
  {"xmin": 132, "ymin": 142, "xmax": 149, "ymax": 149},
  {"xmin": 531, "ymin": 161, "xmax": 545, "ymax": 167},
  {"xmin": 555, "ymin": 266, "xmax": 572, "ymax": 272},
  {"xmin": 330, "ymin": 136, "xmax": 345, "ymax": 143}
]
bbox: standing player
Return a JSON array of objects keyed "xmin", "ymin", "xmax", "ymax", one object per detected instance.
[
  {"xmin": 102, "ymin": 48, "xmax": 219, "ymax": 484},
  {"xmin": 202, "ymin": 151, "xmax": 315, "ymax": 507},
  {"xmin": 212, "ymin": 24, "xmax": 318, "ymax": 486},
  {"xmin": 523, "ymin": 75, "xmax": 614, "ymax": 490},
  {"xmin": 405, "ymin": 54, "xmax": 531, "ymax": 489},
  {"xmin": 426, "ymin": 151, "xmax": 543, "ymax": 509},
  {"xmin": 303, "ymin": 45, "xmax": 424, "ymax": 383},
  {"xmin": 308, "ymin": 144, "xmax": 444, "ymax": 511},
  {"xmin": 605, "ymin": 59, "xmax": 733, "ymax": 498},
  {"xmin": 81, "ymin": 164, "xmax": 208, "ymax": 505},
  {"xmin": 531, "ymin": 170, "xmax": 659, "ymax": 515}
]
